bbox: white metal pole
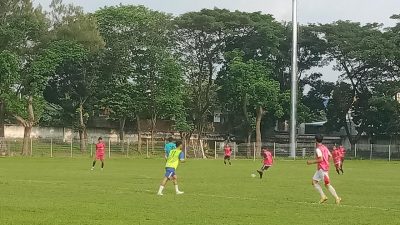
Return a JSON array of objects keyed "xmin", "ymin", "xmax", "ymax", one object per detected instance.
[
  {"xmin": 290, "ymin": 0, "xmax": 298, "ymax": 159},
  {"xmin": 146, "ymin": 139, "xmax": 149, "ymax": 158},
  {"xmin": 273, "ymin": 142, "xmax": 276, "ymax": 158},
  {"xmin": 90, "ymin": 138, "xmax": 93, "ymax": 157},
  {"xmin": 233, "ymin": 143, "xmax": 236, "ymax": 160},
  {"xmin": 30, "ymin": 138, "xmax": 33, "ymax": 156},
  {"xmin": 355, "ymin": 144, "xmax": 357, "ymax": 158},
  {"xmin": 70, "ymin": 138, "xmax": 73, "ymax": 158},
  {"xmin": 388, "ymin": 144, "xmax": 391, "ymax": 161},
  {"xmin": 127, "ymin": 138, "xmax": 130, "ymax": 158},
  {"xmin": 108, "ymin": 139, "xmax": 111, "ymax": 158},
  {"xmin": 50, "ymin": 138, "xmax": 53, "ymax": 158},
  {"xmin": 253, "ymin": 142, "xmax": 256, "ymax": 161},
  {"xmin": 214, "ymin": 141, "xmax": 217, "ymax": 159},
  {"xmin": 370, "ymin": 144, "xmax": 373, "ymax": 160}
]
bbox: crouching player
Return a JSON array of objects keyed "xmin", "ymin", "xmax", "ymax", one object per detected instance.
[
  {"xmin": 256, "ymin": 146, "xmax": 273, "ymax": 179},
  {"xmin": 157, "ymin": 141, "xmax": 185, "ymax": 196}
]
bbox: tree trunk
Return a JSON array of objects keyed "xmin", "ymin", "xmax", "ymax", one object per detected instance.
[
  {"xmin": 136, "ymin": 115, "xmax": 142, "ymax": 154},
  {"xmin": 78, "ymin": 103, "xmax": 86, "ymax": 152},
  {"xmin": 247, "ymin": 131, "xmax": 252, "ymax": 157},
  {"xmin": 22, "ymin": 125, "xmax": 32, "ymax": 155},
  {"xmin": 119, "ymin": 117, "xmax": 126, "ymax": 141},
  {"xmin": 255, "ymin": 106, "xmax": 265, "ymax": 154},
  {"xmin": 0, "ymin": 100, "xmax": 5, "ymax": 138}
]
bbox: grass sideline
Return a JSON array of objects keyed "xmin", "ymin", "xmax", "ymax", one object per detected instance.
[{"xmin": 0, "ymin": 158, "xmax": 399, "ymax": 225}]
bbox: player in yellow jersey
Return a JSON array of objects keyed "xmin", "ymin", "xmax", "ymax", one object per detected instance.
[{"xmin": 157, "ymin": 141, "xmax": 185, "ymax": 195}]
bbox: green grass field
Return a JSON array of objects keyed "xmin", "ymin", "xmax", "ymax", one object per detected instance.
[{"xmin": 0, "ymin": 157, "xmax": 399, "ymax": 225}]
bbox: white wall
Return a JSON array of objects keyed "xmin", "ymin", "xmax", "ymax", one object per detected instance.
[{"xmin": 4, "ymin": 125, "xmax": 138, "ymax": 142}]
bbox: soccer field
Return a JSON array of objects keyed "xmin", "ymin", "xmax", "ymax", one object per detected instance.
[{"xmin": 0, "ymin": 158, "xmax": 399, "ymax": 225}]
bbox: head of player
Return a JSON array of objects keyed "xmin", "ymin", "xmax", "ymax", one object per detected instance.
[{"xmin": 98, "ymin": 137, "xmax": 102, "ymax": 143}]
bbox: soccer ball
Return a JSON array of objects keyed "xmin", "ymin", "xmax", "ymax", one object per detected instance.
[{"xmin": 251, "ymin": 173, "xmax": 256, "ymax": 178}]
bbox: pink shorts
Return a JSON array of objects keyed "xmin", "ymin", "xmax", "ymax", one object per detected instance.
[{"xmin": 96, "ymin": 154, "xmax": 104, "ymax": 160}]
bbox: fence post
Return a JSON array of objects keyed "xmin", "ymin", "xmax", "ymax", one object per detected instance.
[
  {"xmin": 146, "ymin": 139, "xmax": 149, "ymax": 158},
  {"xmin": 108, "ymin": 138, "xmax": 111, "ymax": 159},
  {"xmin": 370, "ymin": 144, "xmax": 373, "ymax": 160},
  {"xmin": 184, "ymin": 139, "xmax": 187, "ymax": 160},
  {"xmin": 273, "ymin": 142, "xmax": 276, "ymax": 158},
  {"xmin": 70, "ymin": 138, "xmax": 73, "ymax": 158},
  {"xmin": 389, "ymin": 144, "xmax": 391, "ymax": 162},
  {"xmin": 233, "ymin": 142, "xmax": 236, "ymax": 160},
  {"xmin": 50, "ymin": 138, "xmax": 53, "ymax": 158},
  {"xmin": 253, "ymin": 142, "xmax": 256, "ymax": 161},
  {"xmin": 127, "ymin": 139, "xmax": 130, "ymax": 158},
  {"xmin": 30, "ymin": 138, "xmax": 33, "ymax": 156},
  {"xmin": 214, "ymin": 141, "xmax": 217, "ymax": 159},
  {"xmin": 354, "ymin": 144, "xmax": 357, "ymax": 158},
  {"xmin": 90, "ymin": 138, "xmax": 93, "ymax": 157}
]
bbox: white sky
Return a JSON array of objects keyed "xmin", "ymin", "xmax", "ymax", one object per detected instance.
[{"xmin": 34, "ymin": 0, "xmax": 400, "ymax": 82}]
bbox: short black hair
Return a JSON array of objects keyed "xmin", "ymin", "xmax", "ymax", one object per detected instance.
[
  {"xmin": 315, "ymin": 134, "xmax": 323, "ymax": 143},
  {"xmin": 175, "ymin": 140, "xmax": 183, "ymax": 148},
  {"xmin": 167, "ymin": 137, "xmax": 173, "ymax": 142},
  {"xmin": 261, "ymin": 146, "xmax": 269, "ymax": 150},
  {"xmin": 98, "ymin": 137, "xmax": 102, "ymax": 141}
]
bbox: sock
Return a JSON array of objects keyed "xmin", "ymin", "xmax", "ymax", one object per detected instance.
[
  {"xmin": 327, "ymin": 184, "xmax": 339, "ymax": 199},
  {"xmin": 313, "ymin": 183, "xmax": 326, "ymax": 198},
  {"xmin": 224, "ymin": 160, "xmax": 226, "ymax": 164},
  {"xmin": 340, "ymin": 168, "xmax": 344, "ymax": 174},
  {"xmin": 175, "ymin": 185, "xmax": 179, "ymax": 192},
  {"xmin": 229, "ymin": 160, "xmax": 231, "ymax": 165},
  {"xmin": 101, "ymin": 162, "xmax": 104, "ymax": 168},
  {"xmin": 158, "ymin": 185, "xmax": 164, "ymax": 194},
  {"xmin": 336, "ymin": 169, "xmax": 340, "ymax": 174},
  {"xmin": 92, "ymin": 161, "xmax": 96, "ymax": 167}
]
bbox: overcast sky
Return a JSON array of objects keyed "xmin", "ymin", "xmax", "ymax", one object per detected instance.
[{"xmin": 34, "ymin": 0, "xmax": 400, "ymax": 82}]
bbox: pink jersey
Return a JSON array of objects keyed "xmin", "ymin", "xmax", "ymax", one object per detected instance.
[
  {"xmin": 262, "ymin": 150, "xmax": 273, "ymax": 166},
  {"xmin": 96, "ymin": 142, "xmax": 105, "ymax": 156},
  {"xmin": 332, "ymin": 149, "xmax": 341, "ymax": 165},
  {"xmin": 339, "ymin": 146, "xmax": 346, "ymax": 159},
  {"xmin": 224, "ymin": 146, "xmax": 232, "ymax": 156},
  {"xmin": 316, "ymin": 144, "xmax": 330, "ymax": 171}
]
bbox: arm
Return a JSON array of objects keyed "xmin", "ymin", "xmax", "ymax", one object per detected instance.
[{"xmin": 307, "ymin": 157, "xmax": 323, "ymax": 165}]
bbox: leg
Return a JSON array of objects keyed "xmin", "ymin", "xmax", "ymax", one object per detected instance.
[
  {"xmin": 323, "ymin": 175, "xmax": 341, "ymax": 204},
  {"xmin": 157, "ymin": 177, "xmax": 168, "ymax": 195},
  {"xmin": 228, "ymin": 157, "xmax": 231, "ymax": 165},
  {"xmin": 224, "ymin": 156, "xmax": 227, "ymax": 165},
  {"xmin": 172, "ymin": 175, "xmax": 183, "ymax": 194},
  {"xmin": 335, "ymin": 165, "xmax": 340, "ymax": 175},
  {"xmin": 91, "ymin": 159, "xmax": 96, "ymax": 170},
  {"xmin": 101, "ymin": 159, "xmax": 104, "ymax": 170},
  {"xmin": 257, "ymin": 165, "xmax": 266, "ymax": 179},
  {"xmin": 312, "ymin": 180, "xmax": 327, "ymax": 203},
  {"xmin": 340, "ymin": 161, "xmax": 344, "ymax": 174}
]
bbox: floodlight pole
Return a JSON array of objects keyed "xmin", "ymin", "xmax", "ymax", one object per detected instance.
[{"xmin": 290, "ymin": 0, "xmax": 298, "ymax": 159}]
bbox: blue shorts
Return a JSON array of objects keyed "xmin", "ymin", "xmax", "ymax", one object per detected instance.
[{"xmin": 164, "ymin": 167, "xmax": 176, "ymax": 178}]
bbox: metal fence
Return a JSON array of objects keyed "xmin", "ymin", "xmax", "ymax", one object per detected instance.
[{"xmin": 0, "ymin": 138, "xmax": 399, "ymax": 161}]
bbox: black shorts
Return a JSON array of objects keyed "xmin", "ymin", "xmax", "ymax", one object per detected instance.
[{"xmin": 224, "ymin": 155, "xmax": 231, "ymax": 160}]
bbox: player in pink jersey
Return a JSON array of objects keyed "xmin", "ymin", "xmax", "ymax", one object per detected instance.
[
  {"xmin": 91, "ymin": 137, "xmax": 105, "ymax": 171},
  {"xmin": 223, "ymin": 144, "xmax": 232, "ymax": 165},
  {"xmin": 307, "ymin": 134, "xmax": 341, "ymax": 204},
  {"xmin": 339, "ymin": 145, "xmax": 346, "ymax": 173},
  {"xmin": 332, "ymin": 146, "xmax": 343, "ymax": 174},
  {"xmin": 256, "ymin": 146, "xmax": 273, "ymax": 179}
]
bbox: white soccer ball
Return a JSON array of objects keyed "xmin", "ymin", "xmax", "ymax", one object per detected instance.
[{"xmin": 251, "ymin": 173, "xmax": 256, "ymax": 178}]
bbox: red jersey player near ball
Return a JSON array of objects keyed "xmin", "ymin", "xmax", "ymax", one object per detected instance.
[
  {"xmin": 307, "ymin": 134, "xmax": 341, "ymax": 204},
  {"xmin": 332, "ymin": 146, "xmax": 343, "ymax": 174},
  {"xmin": 256, "ymin": 146, "xmax": 273, "ymax": 179},
  {"xmin": 91, "ymin": 137, "xmax": 105, "ymax": 171},
  {"xmin": 223, "ymin": 144, "xmax": 232, "ymax": 165}
]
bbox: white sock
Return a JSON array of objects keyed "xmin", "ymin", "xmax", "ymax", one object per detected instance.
[
  {"xmin": 158, "ymin": 185, "xmax": 164, "ymax": 194},
  {"xmin": 175, "ymin": 185, "xmax": 179, "ymax": 192},
  {"xmin": 313, "ymin": 183, "xmax": 326, "ymax": 198},
  {"xmin": 327, "ymin": 185, "xmax": 339, "ymax": 199}
]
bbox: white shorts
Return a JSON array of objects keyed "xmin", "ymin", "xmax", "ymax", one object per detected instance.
[{"xmin": 312, "ymin": 169, "xmax": 330, "ymax": 184}]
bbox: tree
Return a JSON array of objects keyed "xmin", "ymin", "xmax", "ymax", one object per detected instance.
[
  {"xmin": 95, "ymin": 5, "xmax": 185, "ymax": 152},
  {"xmin": 217, "ymin": 52, "xmax": 282, "ymax": 152}
]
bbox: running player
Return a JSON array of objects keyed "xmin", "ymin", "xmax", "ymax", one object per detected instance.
[
  {"xmin": 332, "ymin": 146, "xmax": 342, "ymax": 174},
  {"xmin": 339, "ymin": 145, "xmax": 346, "ymax": 173},
  {"xmin": 91, "ymin": 137, "xmax": 105, "ymax": 171},
  {"xmin": 223, "ymin": 144, "xmax": 232, "ymax": 165},
  {"xmin": 257, "ymin": 146, "xmax": 273, "ymax": 179},
  {"xmin": 157, "ymin": 141, "xmax": 185, "ymax": 196},
  {"xmin": 307, "ymin": 134, "xmax": 341, "ymax": 204}
]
